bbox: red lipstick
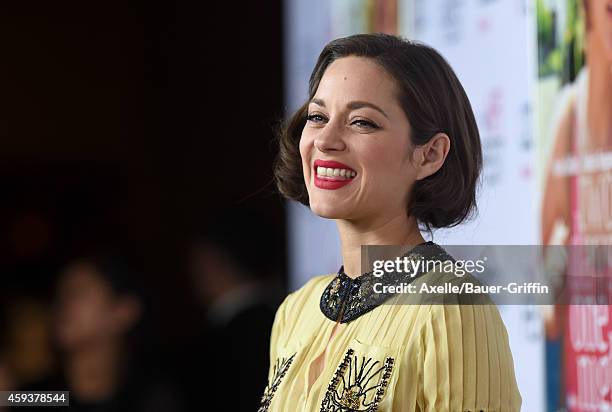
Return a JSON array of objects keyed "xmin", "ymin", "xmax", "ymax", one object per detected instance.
[{"xmin": 313, "ymin": 159, "xmax": 357, "ymax": 190}]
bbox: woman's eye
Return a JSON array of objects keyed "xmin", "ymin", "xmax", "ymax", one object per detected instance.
[
  {"xmin": 306, "ymin": 114, "xmax": 327, "ymax": 123},
  {"xmin": 351, "ymin": 119, "xmax": 379, "ymax": 129}
]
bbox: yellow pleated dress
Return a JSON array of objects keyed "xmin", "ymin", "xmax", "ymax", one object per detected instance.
[{"xmin": 258, "ymin": 243, "xmax": 522, "ymax": 412}]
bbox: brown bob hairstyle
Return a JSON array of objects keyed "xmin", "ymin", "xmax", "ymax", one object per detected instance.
[{"xmin": 274, "ymin": 33, "xmax": 482, "ymax": 231}]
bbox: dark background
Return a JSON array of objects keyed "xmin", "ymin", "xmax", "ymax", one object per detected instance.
[{"xmin": 0, "ymin": 0, "xmax": 286, "ymax": 399}]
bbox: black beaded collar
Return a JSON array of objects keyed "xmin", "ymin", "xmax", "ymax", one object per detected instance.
[{"xmin": 319, "ymin": 241, "xmax": 454, "ymax": 323}]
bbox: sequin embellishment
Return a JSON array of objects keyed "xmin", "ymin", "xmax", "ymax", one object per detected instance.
[{"xmin": 320, "ymin": 241, "xmax": 455, "ymax": 323}]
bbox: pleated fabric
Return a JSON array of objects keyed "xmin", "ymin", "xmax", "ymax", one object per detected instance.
[{"xmin": 260, "ymin": 271, "xmax": 522, "ymax": 412}]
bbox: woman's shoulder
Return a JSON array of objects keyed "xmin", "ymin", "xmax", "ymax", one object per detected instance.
[
  {"xmin": 408, "ymin": 266, "xmax": 494, "ymax": 306},
  {"xmin": 402, "ymin": 280, "xmax": 522, "ymax": 411},
  {"xmin": 275, "ymin": 273, "xmax": 335, "ymax": 320},
  {"xmin": 403, "ymin": 268, "xmax": 513, "ymax": 352}
]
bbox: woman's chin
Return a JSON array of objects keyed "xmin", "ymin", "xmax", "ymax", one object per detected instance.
[{"xmin": 309, "ymin": 200, "xmax": 351, "ymax": 220}]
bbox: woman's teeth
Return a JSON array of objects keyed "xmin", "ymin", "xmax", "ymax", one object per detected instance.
[{"xmin": 316, "ymin": 166, "xmax": 356, "ymax": 179}]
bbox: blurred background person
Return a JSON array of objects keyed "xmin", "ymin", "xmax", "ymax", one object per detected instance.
[
  {"xmin": 179, "ymin": 205, "xmax": 282, "ymax": 411},
  {"xmin": 0, "ymin": 1, "xmax": 284, "ymax": 410},
  {"xmin": 0, "ymin": 299, "xmax": 55, "ymax": 393},
  {"xmin": 16, "ymin": 250, "xmax": 184, "ymax": 412}
]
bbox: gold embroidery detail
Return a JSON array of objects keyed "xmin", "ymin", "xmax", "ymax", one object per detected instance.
[
  {"xmin": 320, "ymin": 348, "xmax": 395, "ymax": 411},
  {"xmin": 258, "ymin": 352, "xmax": 296, "ymax": 412}
]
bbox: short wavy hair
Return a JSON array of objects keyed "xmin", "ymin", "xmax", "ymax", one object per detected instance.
[{"xmin": 274, "ymin": 33, "xmax": 482, "ymax": 231}]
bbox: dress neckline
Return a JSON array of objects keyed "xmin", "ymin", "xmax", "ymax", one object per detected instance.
[{"xmin": 319, "ymin": 241, "xmax": 454, "ymax": 323}]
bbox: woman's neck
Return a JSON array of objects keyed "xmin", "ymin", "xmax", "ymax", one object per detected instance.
[
  {"xmin": 336, "ymin": 212, "xmax": 425, "ymax": 279},
  {"xmin": 586, "ymin": 38, "xmax": 612, "ymax": 151}
]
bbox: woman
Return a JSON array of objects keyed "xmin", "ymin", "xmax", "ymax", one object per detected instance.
[{"xmin": 260, "ymin": 33, "xmax": 522, "ymax": 411}]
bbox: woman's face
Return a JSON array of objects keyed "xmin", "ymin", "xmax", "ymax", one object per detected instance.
[
  {"xmin": 299, "ymin": 56, "xmax": 418, "ymax": 221},
  {"xmin": 586, "ymin": 0, "xmax": 612, "ymax": 60}
]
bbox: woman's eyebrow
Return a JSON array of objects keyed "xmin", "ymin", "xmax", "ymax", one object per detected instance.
[
  {"xmin": 310, "ymin": 98, "xmax": 389, "ymax": 119},
  {"xmin": 347, "ymin": 101, "xmax": 389, "ymax": 119}
]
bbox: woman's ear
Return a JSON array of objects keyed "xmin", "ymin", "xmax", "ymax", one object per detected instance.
[{"xmin": 413, "ymin": 132, "xmax": 450, "ymax": 180}]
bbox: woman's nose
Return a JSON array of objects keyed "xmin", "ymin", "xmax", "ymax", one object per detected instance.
[{"xmin": 313, "ymin": 123, "xmax": 346, "ymax": 152}]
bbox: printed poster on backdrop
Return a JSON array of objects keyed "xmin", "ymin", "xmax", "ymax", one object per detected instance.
[{"xmin": 536, "ymin": 0, "xmax": 612, "ymax": 410}]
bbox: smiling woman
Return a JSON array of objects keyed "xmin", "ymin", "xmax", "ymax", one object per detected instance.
[{"xmin": 263, "ymin": 33, "xmax": 522, "ymax": 412}]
